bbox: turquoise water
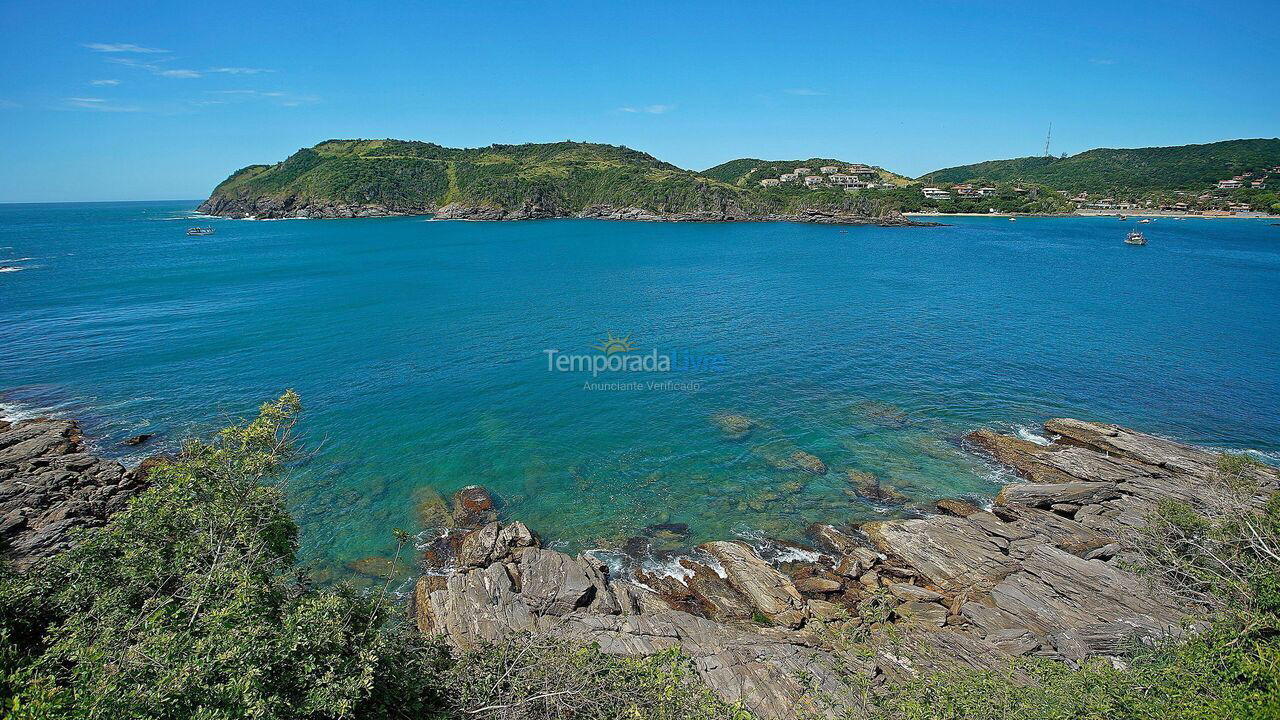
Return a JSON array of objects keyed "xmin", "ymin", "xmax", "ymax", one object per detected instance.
[{"xmin": 2, "ymin": 202, "xmax": 1279, "ymax": 577}]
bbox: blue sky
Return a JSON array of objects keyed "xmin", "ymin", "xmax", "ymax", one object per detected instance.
[{"xmin": 1, "ymin": 1, "xmax": 1276, "ymax": 202}]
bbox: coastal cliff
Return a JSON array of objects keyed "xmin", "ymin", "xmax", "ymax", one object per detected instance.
[
  {"xmin": 197, "ymin": 139, "xmax": 919, "ymax": 226},
  {"xmin": 408, "ymin": 420, "xmax": 1278, "ymax": 718}
]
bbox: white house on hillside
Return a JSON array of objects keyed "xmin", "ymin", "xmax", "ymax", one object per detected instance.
[
  {"xmin": 819, "ymin": 166, "xmax": 838, "ymax": 174},
  {"xmin": 922, "ymin": 187, "xmax": 950, "ymax": 200}
]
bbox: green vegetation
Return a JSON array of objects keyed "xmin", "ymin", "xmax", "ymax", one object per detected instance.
[
  {"xmin": 203, "ymin": 140, "xmax": 899, "ymax": 219},
  {"xmin": 0, "ymin": 394, "xmax": 743, "ymax": 719},
  {"xmin": 919, "ymin": 138, "xmax": 1280, "ymax": 193},
  {"xmin": 858, "ymin": 455, "xmax": 1280, "ymax": 720},
  {"xmin": 699, "ymin": 158, "xmax": 911, "ymax": 188},
  {"xmin": 850, "ymin": 183, "xmax": 1074, "ymax": 214},
  {"xmin": 2, "ymin": 393, "xmax": 1275, "ymax": 719}
]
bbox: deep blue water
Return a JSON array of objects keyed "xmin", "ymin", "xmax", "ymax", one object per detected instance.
[{"xmin": 2, "ymin": 201, "xmax": 1278, "ymax": 577}]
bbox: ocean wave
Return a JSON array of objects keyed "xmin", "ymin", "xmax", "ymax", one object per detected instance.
[
  {"xmin": 0, "ymin": 257, "xmax": 33, "ymax": 263},
  {"xmin": 1015, "ymin": 425, "xmax": 1052, "ymax": 445},
  {"xmin": 0, "ymin": 266, "xmax": 26, "ymax": 273}
]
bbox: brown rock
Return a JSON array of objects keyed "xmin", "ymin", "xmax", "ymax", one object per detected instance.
[
  {"xmin": 701, "ymin": 540, "xmax": 809, "ymax": 628},
  {"xmin": 794, "ymin": 576, "xmax": 843, "ymax": 594},
  {"xmin": 936, "ymin": 498, "xmax": 982, "ymax": 517},
  {"xmin": 452, "ymin": 485, "xmax": 496, "ymax": 528}
]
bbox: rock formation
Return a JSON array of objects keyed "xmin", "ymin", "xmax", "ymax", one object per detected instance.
[
  {"xmin": 0, "ymin": 418, "xmax": 151, "ymax": 570},
  {"xmin": 409, "ymin": 419, "xmax": 1278, "ymax": 718}
]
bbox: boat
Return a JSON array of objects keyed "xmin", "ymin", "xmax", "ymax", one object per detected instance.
[
  {"xmin": 1138, "ymin": 218, "xmax": 1151, "ymax": 224},
  {"xmin": 1008, "ymin": 217, "xmax": 1016, "ymax": 222},
  {"xmin": 1125, "ymin": 230, "xmax": 1147, "ymax": 245},
  {"xmin": 1119, "ymin": 215, "xmax": 1127, "ymax": 221},
  {"xmin": 186, "ymin": 227, "xmax": 215, "ymax": 236}
]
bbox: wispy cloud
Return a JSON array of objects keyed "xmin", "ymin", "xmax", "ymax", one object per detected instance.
[
  {"xmin": 106, "ymin": 57, "xmax": 201, "ymax": 78},
  {"xmin": 784, "ymin": 88, "xmax": 825, "ymax": 96},
  {"xmin": 203, "ymin": 89, "xmax": 317, "ymax": 107},
  {"xmin": 65, "ymin": 97, "xmax": 139, "ymax": 112},
  {"xmin": 208, "ymin": 66, "xmax": 275, "ymax": 75},
  {"xmin": 90, "ymin": 79, "xmax": 120, "ymax": 86},
  {"xmin": 83, "ymin": 42, "xmax": 168, "ymax": 53},
  {"xmin": 618, "ymin": 104, "xmax": 674, "ymax": 114},
  {"xmin": 211, "ymin": 90, "xmax": 287, "ymax": 97}
]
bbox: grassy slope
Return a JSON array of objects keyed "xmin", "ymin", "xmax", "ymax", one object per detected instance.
[
  {"xmin": 205, "ymin": 140, "xmax": 895, "ymax": 217},
  {"xmin": 919, "ymin": 138, "xmax": 1280, "ymax": 192}
]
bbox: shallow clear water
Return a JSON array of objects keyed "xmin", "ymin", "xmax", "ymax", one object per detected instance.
[{"xmin": 2, "ymin": 202, "xmax": 1278, "ymax": 577}]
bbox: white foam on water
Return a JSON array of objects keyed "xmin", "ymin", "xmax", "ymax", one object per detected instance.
[
  {"xmin": 0, "ymin": 266, "xmax": 26, "ymax": 273},
  {"xmin": 688, "ymin": 548, "xmax": 728, "ymax": 579},
  {"xmin": 0, "ymin": 257, "xmax": 33, "ymax": 263},
  {"xmin": 640, "ymin": 555, "xmax": 694, "ymax": 583},
  {"xmin": 1015, "ymin": 425, "xmax": 1052, "ymax": 445}
]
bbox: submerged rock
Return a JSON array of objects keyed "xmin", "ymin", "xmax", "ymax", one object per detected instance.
[
  {"xmin": 122, "ymin": 433, "xmax": 154, "ymax": 447},
  {"xmin": 847, "ymin": 470, "xmax": 910, "ymax": 505},
  {"xmin": 710, "ymin": 413, "xmax": 755, "ymax": 440},
  {"xmin": 790, "ymin": 451, "xmax": 828, "ymax": 475}
]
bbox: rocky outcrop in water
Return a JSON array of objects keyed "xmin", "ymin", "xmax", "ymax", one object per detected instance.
[
  {"xmin": 408, "ymin": 420, "xmax": 1278, "ymax": 718},
  {"xmin": 199, "ymin": 197, "xmax": 928, "ymax": 226},
  {"xmin": 0, "ymin": 418, "xmax": 151, "ymax": 570},
  {"xmin": 196, "ymin": 195, "xmax": 435, "ymax": 219}
]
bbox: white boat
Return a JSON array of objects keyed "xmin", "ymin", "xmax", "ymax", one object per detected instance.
[
  {"xmin": 1125, "ymin": 230, "xmax": 1147, "ymax": 245},
  {"xmin": 186, "ymin": 227, "xmax": 215, "ymax": 236},
  {"xmin": 1138, "ymin": 218, "xmax": 1151, "ymax": 224}
]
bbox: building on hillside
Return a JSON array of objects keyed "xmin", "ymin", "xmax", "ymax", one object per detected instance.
[
  {"xmin": 804, "ymin": 175, "xmax": 825, "ymax": 186},
  {"xmin": 780, "ymin": 173, "xmax": 799, "ymax": 183},
  {"xmin": 1251, "ymin": 180, "xmax": 1266, "ymax": 188},
  {"xmin": 819, "ymin": 166, "xmax": 838, "ymax": 174},
  {"xmin": 845, "ymin": 164, "xmax": 875, "ymax": 175},
  {"xmin": 1229, "ymin": 203, "xmax": 1252, "ymax": 212},
  {"xmin": 922, "ymin": 187, "xmax": 950, "ymax": 200},
  {"xmin": 1217, "ymin": 179, "xmax": 1243, "ymax": 189},
  {"xmin": 978, "ymin": 187, "xmax": 997, "ymax": 197},
  {"xmin": 759, "ymin": 178, "xmax": 780, "ymax": 187},
  {"xmin": 828, "ymin": 174, "xmax": 859, "ymax": 186},
  {"xmin": 954, "ymin": 183, "xmax": 976, "ymax": 196},
  {"xmin": 794, "ymin": 167, "xmax": 812, "ymax": 175}
]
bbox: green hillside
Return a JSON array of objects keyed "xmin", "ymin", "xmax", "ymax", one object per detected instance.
[
  {"xmin": 919, "ymin": 138, "xmax": 1280, "ymax": 192},
  {"xmin": 701, "ymin": 157, "xmax": 911, "ymax": 187},
  {"xmin": 200, "ymin": 140, "xmax": 901, "ymax": 221}
]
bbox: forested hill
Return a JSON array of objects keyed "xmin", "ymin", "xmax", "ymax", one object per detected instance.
[
  {"xmin": 198, "ymin": 139, "xmax": 905, "ymax": 222},
  {"xmin": 918, "ymin": 138, "xmax": 1280, "ymax": 192},
  {"xmin": 701, "ymin": 158, "xmax": 911, "ymax": 187}
]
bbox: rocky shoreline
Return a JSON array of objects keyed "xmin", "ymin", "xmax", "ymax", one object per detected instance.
[
  {"xmin": 4, "ymin": 411, "xmax": 1275, "ymax": 718},
  {"xmin": 0, "ymin": 416, "xmax": 154, "ymax": 570},
  {"xmin": 407, "ymin": 420, "xmax": 1278, "ymax": 718},
  {"xmin": 195, "ymin": 196, "xmax": 935, "ymax": 227}
]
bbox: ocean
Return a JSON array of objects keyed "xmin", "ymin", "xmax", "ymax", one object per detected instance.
[{"xmin": 2, "ymin": 201, "xmax": 1278, "ymax": 580}]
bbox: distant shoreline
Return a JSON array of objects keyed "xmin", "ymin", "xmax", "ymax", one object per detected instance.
[{"xmin": 906, "ymin": 210, "xmax": 1277, "ymax": 220}]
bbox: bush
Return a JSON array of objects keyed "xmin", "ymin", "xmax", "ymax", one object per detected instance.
[{"xmin": 0, "ymin": 393, "xmax": 737, "ymax": 720}]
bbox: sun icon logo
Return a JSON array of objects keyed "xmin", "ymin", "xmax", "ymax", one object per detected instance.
[{"xmin": 593, "ymin": 331, "xmax": 636, "ymax": 356}]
